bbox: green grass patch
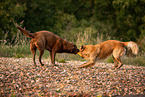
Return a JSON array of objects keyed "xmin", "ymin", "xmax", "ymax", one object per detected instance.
[
  {"xmin": 57, "ymin": 58, "xmax": 67, "ymax": 63},
  {"xmin": 0, "ymin": 44, "xmax": 82, "ymax": 61},
  {"xmin": 104, "ymin": 56, "xmax": 114, "ymax": 63},
  {"xmin": 0, "ymin": 44, "xmax": 31, "ymax": 58},
  {"xmin": 122, "ymin": 56, "xmax": 145, "ymax": 66},
  {"xmin": 55, "ymin": 53, "xmax": 83, "ymax": 62},
  {"xmin": 1, "ymin": 44, "xmax": 145, "ymax": 67},
  {"xmin": 0, "ymin": 44, "xmax": 49, "ymax": 58},
  {"xmin": 104, "ymin": 55, "xmax": 145, "ymax": 67},
  {"xmin": 1, "ymin": 29, "xmax": 145, "ymax": 67}
]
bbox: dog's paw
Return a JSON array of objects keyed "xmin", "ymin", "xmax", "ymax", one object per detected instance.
[
  {"xmin": 54, "ymin": 64, "xmax": 59, "ymax": 66},
  {"xmin": 34, "ymin": 64, "xmax": 37, "ymax": 67},
  {"xmin": 41, "ymin": 64, "xmax": 44, "ymax": 66}
]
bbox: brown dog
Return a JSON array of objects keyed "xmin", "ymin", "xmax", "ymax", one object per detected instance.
[
  {"xmin": 77, "ymin": 40, "xmax": 139, "ymax": 68},
  {"xmin": 17, "ymin": 26, "xmax": 79, "ymax": 66}
]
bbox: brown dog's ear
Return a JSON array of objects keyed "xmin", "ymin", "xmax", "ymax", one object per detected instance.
[{"xmin": 80, "ymin": 45, "xmax": 85, "ymax": 52}]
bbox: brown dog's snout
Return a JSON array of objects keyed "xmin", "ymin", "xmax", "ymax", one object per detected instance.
[
  {"xmin": 77, "ymin": 49, "xmax": 79, "ymax": 52},
  {"xmin": 73, "ymin": 45, "xmax": 79, "ymax": 54},
  {"xmin": 73, "ymin": 49, "xmax": 79, "ymax": 54},
  {"xmin": 73, "ymin": 48, "xmax": 79, "ymax": 54}
]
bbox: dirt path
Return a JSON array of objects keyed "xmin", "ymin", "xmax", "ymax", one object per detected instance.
[{"xmin": 0, "ymin": 57, "xmax": 145, "ymax": 96}]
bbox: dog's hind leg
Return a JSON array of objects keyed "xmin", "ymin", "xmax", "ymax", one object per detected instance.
[
  {"xmin": 30, "ymin": 42, "xmax": 37, "ymax": 67},
  {"xmin": 113, "ymin": 47, "xmax": 125, "ymax": 69},
  {"xmin": 35, "ymin": 40, "xmax": 45, "ymax": 66},
  {"xmin": 113, "ymin": 56, "xmax": 118, "ymax": 68},
  {"xmin": 116, "ymin": 57, "xmax": 123, "ymax": 69},
  {"xmin": 38, "ymin": 49, "xmax": 44, "ymax": 66}
]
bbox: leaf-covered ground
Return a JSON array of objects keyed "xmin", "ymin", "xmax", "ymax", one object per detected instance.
[{"xmin": 0, "ymin": 57, "xmax": 145, "ymax": 96}]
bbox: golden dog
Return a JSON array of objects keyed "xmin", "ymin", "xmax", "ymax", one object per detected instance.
[{"xmin": 77, "ymin": 40, "xmax": 139, "ymax": 68}]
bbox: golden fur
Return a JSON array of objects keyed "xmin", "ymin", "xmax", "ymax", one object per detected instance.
[{"xmin": 77, "ymin": 40, "xmax": 139, "ymax": 68}]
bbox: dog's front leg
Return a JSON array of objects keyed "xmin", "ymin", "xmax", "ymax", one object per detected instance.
[
  {"xmin": 78, "ymin": 61, "xmax": 95, "ymax": 68},
  {"xmin": 50, "ymin": 52, "xmax": 56, "ymax": 66}
]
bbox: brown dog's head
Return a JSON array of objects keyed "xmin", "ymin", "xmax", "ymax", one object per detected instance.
[
  {"xmin": 77, "ymin": 45, "xmax": 86, "ymax": 57},
  {"xmin": 63, "ymin": 41, "xmax": 79, "ymax": 54},
  {"xmin": 69, "ymin": 43, "xmax": 79, "ymax": 54}
]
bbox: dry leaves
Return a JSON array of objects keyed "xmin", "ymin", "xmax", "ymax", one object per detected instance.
[{"xmin": 0, "ymin": 57, "xmax": 145, "ymax": 96}]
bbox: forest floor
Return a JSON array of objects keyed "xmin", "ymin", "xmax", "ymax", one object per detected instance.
[{"xmin": 0, "ymin": 57, "xmax": 145, "ymax": 97}]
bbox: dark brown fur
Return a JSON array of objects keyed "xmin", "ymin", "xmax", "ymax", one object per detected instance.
[{"xmin": 17, "ymin": 26, "xmax": 79, "ymax": 66}]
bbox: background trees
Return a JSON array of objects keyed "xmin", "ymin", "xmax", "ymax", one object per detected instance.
[
  {"xmin": 0, "ymin": 0, "xmax": 26, "ymax": 43},
  {"xmin": 0, "ymin": 0, "xmax": 144, "ymax": 44}
]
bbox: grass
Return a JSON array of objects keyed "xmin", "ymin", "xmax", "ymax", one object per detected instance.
[
  {"xmin": 103, "ymin": 55, "xmax": 145, "ymax": 67},
  {"xmin": 0, "ymin": 43, "xmax": 81, "ymax": 61},
  {"xmin": 122, "ymin": 55, "xmax": 145, "ymax": 66},
  {"xmin": 0, "ymin": 30, "xmax": 145, "ymax": 66},
  {"xmin": 1, "ymin": 43, "xmax": 144, "ymax": 67},
  {"xmin": 0, "ymin": 44, "xmax": 30, "ymax": 58}
]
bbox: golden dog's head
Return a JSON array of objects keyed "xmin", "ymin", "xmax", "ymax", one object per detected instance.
[{"xmin": 77, "ymin": 45, "xmax": 86, "ymax": 57}]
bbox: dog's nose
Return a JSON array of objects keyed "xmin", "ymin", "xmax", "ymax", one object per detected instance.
[
  {"xmin": 74, "ymin": 49, "xmax": 79, "ymax": 54},
  {"xmin": 77, "ymin": 49, "xmax": 79, "ymax": 52}
]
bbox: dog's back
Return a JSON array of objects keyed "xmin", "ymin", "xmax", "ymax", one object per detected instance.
[{"xmin": 98, "ymin": 40, "xmax": 124, "ymax": 59}]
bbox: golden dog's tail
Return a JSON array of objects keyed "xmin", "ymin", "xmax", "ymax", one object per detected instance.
[
  {"xmin": 123, "ymin": 41, "xmax": 139, "ymax": 55},
  {"xmin": 17, "ymin": 26, "xmax": 34, "ymax": 38}
]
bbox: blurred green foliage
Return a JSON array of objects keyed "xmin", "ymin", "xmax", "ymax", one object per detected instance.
[{"xmin": 0, "ymin": 0, "xmax": 145, "ymax": 45}]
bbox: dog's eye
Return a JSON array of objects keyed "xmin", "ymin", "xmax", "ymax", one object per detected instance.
[
  {"xmin": 80, "ymin": 47, "xmax": 85, "ymax": 52},
  {"xmin": 80, "ymin": 49, "xmax": 83, "ymax": 52}
]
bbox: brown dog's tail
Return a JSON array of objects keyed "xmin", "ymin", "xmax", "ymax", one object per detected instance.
[
  {"xmin": 123, "ymin": 41, "xmax": 139, "ymax": 55},
  {"xmin": 17, "ymin": 26, "xmax": 34, "ymax": 38}
]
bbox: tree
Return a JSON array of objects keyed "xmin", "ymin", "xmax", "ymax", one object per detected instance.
[
  {"xmin": 23, "ymin": 0, "xmax": 57, "ymax": 33},
  {"xmin": 112, "ymin": 0, "xmax": 145, "ymax": 41},
  {"xmin": 0, "ymin": 0, "xmax": 26, "ymax": 43}
]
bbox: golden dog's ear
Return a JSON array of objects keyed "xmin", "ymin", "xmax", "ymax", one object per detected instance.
[{"xmin": 80, "ymin": 45, "xmax": 85, "ymax": 52}]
